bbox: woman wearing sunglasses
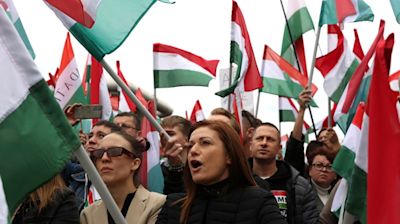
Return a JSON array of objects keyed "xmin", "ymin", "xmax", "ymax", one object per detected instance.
[
  {"xmin": 80, "ymin": 131, "xmax": 166, "ymax": 224},
  {"xmin": 156, "ymin": 120, "xmax": 286, "ymax": 224}
]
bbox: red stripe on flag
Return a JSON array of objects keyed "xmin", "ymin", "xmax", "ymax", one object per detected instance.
[
  {"xmin": 336, "ymin": 0, "xmax": 356, "ymax": 23},
  {"xmin": 116, "ymin": 61, "xmax": 137, "ymax": 112},
  {"xmin": 46, "ymin": 0, "xmax": 95, "ymax": 28}
]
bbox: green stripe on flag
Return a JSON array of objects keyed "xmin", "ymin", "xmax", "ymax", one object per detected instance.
[
  {"xmin": 147, "ymin": 166, "xmax": 164, "ymax": 193},
  {"xmin": 332, "ymin": 146, "xmax": 355, "ymax": 179},
  {"xmin": 0, "ymin": 80, "xmax": 80, "ymax": 212},
  {"xmin": 154, "ymin": 70, "xmax": 213, "ymax": 88},
  {"xmin": 280, "ymin": 110, "xmax": 296, "ymax": 122},
  {"xmin": 346, "ymin": 165, "xmax": 367, "ymax": 224},
  {"xmin": 330, "ymin": 59, "xmax": 359, "ymax": 103}
]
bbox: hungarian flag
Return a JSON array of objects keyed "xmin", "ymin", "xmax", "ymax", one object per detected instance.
[
  {"xmin": 1, "ymin": 0, "xmax": 35, "ymax": 58},
  {"xmin": 190, "ymin": 100, "xmax": 205, "ymax": 123},
  {"xmin": 0, "ymin": 10, "xmax": 80, "ymax": 215},
  {"xmin": 216, "ymin": 1, "xmax": 263, "ymax": 97},
  {"xmin": 260, "ymin": 45, "xmax": 318, "ymax": 106},
  {"xmin": 116, "ymin": 60, "xmax": 136, "ymax": 112},
  {"xmin": 54, "ymin": 33, "xmax": 87, "ymax": 109},
  {"xmin": 390, "ymin": 0, "xmax": 400, "ymax": 23},
  {"xmin": 278, "ymin": 97, "xmax": 310, "ymax": 133},
  {"xmin": 87, "ymin": 55, "xmax": 112, "ymax": 124},
  {"xmin": 307, "ymin": 103, "xmax": 337, "ymax": 133},
  {"xmin": 139, "ymin": 100, "xmax": 164, "ymax": 193},
  {"xmin": 318, "ymin": 0, "xmax": 374, "ymax": 26},
  {"xmin": 281, "ymin": 0, "xmax": 314, "ymax": 77},
  {"xmin": 45, "ymin": 0, "xmax": 101, "ymax": 28},
  {"xmin": 46, "ymin": 0, "xmax": 157, "ymax": 60},
  {"xmin": 389, "ymin": 70, "xmax": 400, "ymax": 91},
  {"xmin": 153, "ymin": 43, "xmax": 219, "ymax": 88}
]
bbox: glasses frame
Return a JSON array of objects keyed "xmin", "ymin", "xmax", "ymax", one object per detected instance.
[
  {"xmin": 311, "ymin": 163, "xmax": 333, "ymax": 172},
  {"xmin": 90, "ymin": 147, "xmax": 135, "ymax": 161}
]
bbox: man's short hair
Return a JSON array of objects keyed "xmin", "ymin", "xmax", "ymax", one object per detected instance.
[
  {"xmin": 115, "ymin": 112, "xmax": 140, "ymax": 130},
  {"xmin": 160, "ymin": 115, "xmax": 192, "ymax": 138},
  {"xmin": 210, "ymin": 107, "xmax": 241, "ymax": 135},
  {"xmin": 254, "ymin": 122, "xmax": 281, "ymax": 143},
  {"xmin": 241, "ymin": 110, "xmax": 262, "ymax": 128},
  {"xmin": 93, "ymin": 120, "xmax": 122, "ymax": 133}
]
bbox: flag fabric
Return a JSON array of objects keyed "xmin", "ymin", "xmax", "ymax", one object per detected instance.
[
  {"xmin": 1, "ymin": 0, "xmax": 35, "ymax": 58},
  {"xmin": 366, "ymin": 34, "xmax": 400, "ymax": 224},
  {"xmin": 140, "ymin": 100, "xmax": 164, "ymax": 193},
  {"xmin": 0, "ymin": 177, "xmax": 7, "ymax": 224},
  {"xmin": 280, "ymin": 134, "xmax": 289, "ymax": 157},
  {"xmin": 215, "ymin": 1, "xmax": 263, "ymax": 97},
  {"xmin": 281, "ymin": 0, "xmax": 314, "ymax": 77},
  {"xmin": 390, "ymin": 0, "xmax": 400, "ymax": 23},
  {"xmin": 331, "ymin": 103, "xmax": 364, "ymax": 214},
  {"xmin": 87, "ymin": 55, "xmax": 112, "ymax": 124},
  {"xmin": 54, "ymin": 33, "xmax": 87, "ymax": 109},
  {"xmin": 153, "ymin": 43, "xmax": 219, "ymax": 88},
  {"xmin": 315, "ymin": 25, "xmax": 360, "ymax": 103},
  {"xmin": 45, "ymin": 0, "xmax": 101, "ymax": 28},
  {"xmin": 318, "ymin": 0, "xmax": 374, "ymax": 26},
  {"xmin": 307, "ymin": 103, "xmax": 337, "ymax": 134},
  {"xmin": 278, "ymin": 97, "xmax": 310, "ymax": 133},
  {"xmin": 0, "ymin": 9, "xmax": 80, "ymax": 215},
  {"xmin": 260, "ymin": 45, "xmax": 318, "ymax": 105},
  {"xmin": 389, "ymin": 70, "xmax": 400, "ymax": 91},
  {"xmin": 116, "ymin": 61, "xmax": 136, "ymax": 112},
  {"xmin": 46, "ymin": 0, "xmax": 157, "ymax": 60},
  {"xmin": 189, "ymin": 100, "xmax": 205, "ymax": 123}
]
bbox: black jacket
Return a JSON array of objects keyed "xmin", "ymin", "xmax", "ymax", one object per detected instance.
[
  {"xmin": 156, "ymin": 180, "xmax": 287, "ymax": 224},
  {"xmin": 12, "ymin": 188, "xmax": 79, "ymax": 224},
  {"xmin": 254, "ymin": 161, "xmax": 319, "ymax": 224}
]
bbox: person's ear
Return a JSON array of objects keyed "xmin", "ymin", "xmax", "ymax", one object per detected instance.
[{"xmin": 131, "ymin": 158, "xmax": 141, "ymax": 172}]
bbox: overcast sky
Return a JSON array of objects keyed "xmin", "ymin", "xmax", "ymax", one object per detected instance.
[{"xmin": 12, "ymin": 0, "xmax": 400, "ymax": 138}]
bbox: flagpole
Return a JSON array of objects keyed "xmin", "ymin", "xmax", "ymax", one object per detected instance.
[
  {"xmin": 100, "ymin": 59, "xmax": 170, "ymax": 140},
  {"xmin": 255, "ymin": 90, "xmax": 261, "ymax": 117},
  {"xmin": 279, "ymin": 0, "xmax": 317, "ymax": 139},
  {"xmin": 74, "ymin": 145, "xmax": 127, "ymax": 224},
  {"xmin": 328, "ymin": 97, "xmax": 332, "ymax": 127},
  {"xmin": 153, "ymin": 87, "xmax": 158, "ymax": 119},
  {"xmin": 227, "ymin": 63, "xmax": 233, "ymax": 112}
]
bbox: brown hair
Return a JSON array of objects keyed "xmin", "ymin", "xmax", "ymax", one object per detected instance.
[
  {"xmin": 160, "ymin": 115, "xmax": 192, "ymax": 138},
  {"xmin": 179, "ymin": 120, "xmax": 256, "ymax": 223},
  {"xmin": 306, "ymin": 142, "xmax": 336, "ymax": 173},
  {"xmin": 29, "ymin": 174, "xmax": 65, "ymax": 213},
  {"xmin": 210, "ymin": 108, "xmax": 241, "ymax": 135}
]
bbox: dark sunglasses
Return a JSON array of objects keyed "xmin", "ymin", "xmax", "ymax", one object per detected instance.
[{"xmin": 90, "ymin": 147, "xmax": 135, "ymax": 161}]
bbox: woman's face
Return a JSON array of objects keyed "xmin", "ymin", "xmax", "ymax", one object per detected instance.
[
  {"xmin": 94, "ymin": 133, "xmax": 140, "ymax": 187},
  {"xmin": 309, "ymin": 155, "xmax": 337, "ymax": 188},
  {"xmin": 187, "ymin": 127, "xmax": 231, "ymax": 186}
]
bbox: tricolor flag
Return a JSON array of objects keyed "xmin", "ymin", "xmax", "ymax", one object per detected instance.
[
  {"xmin": 1, "ymin": 0, "xmax": 35, "ymax": 58},
  {"xmin": 279, "ymin": 97, "xmax": 310, "ymax": 133},
  {"xmin": 307, "ymin": 103, "xmax": 337, "ymax": 133},
  {"xmin": 0, "ymin": 177, "xmax": 8, "ymax": 224},
  {"xmin": 318, "ymin": 0, "xmax": 374, "ymax": 26},
  {"xmin": 389, "ymin": 70, "xmax": 400, "ymax": 91},
  {"xmin": 281, "ymin": 0, "xmax": 314, "ymax": 77},
  {"xmin": 216, "ymin": 1, "xmax": 263, "ymax": 97},
  {"xmin": 189, "ymin": 100, "xmax": 205, "ymax": 123},
  {"xmin": 260, "ymin": 45, "xmax": 318, "ymax": 106},
  {"xmin": 46, "ymin": 0, "xmax": 157, "ymax": 60},
  {"xmin": 116, "ymin": 61, "xmax": 136, "ymax": 113},
  {"xmin": 87, "ymin": 55, "xmax": 112, "ymax": 124},
  {"xmin": 153, "ymin": 43, "xmax": 219, "ymax": 88},
  {"xmin": 45, "ymin": 0, "xmax": 101, "ymax": 28},
  {"xmin": 54, "ymin": 33, "xmax": 87, "ymax": 109},
  {"xmin": 0, "ymin": 9, "xmax": 79, "ymax": 215},
  {"xmin": 139, "ymin": 100, "xmax": 164, "ymax": 193}
]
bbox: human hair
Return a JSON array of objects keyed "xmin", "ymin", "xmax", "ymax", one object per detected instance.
[
  {"xmin": 115, "ymin": 112, "xmax": 140, "ymax": 130},
  {"xmin": 306, "ymin": 143, "xmax": 335, "ymax": 165},
  {"xmin": 93, "ymin": 120, "xmax": 122, "ymax": 133},
  {"xmin": 111, "ymin": 131, "xmax": 149, "ymax": 184},
  {"xmin": 179, "ymin": 120, "xmax": 256, "ymax": 223},
  {"xmin": 253, "ymin": 122, "xmax": 281, "ymax": 144},
  {"xmin": 241, "ymin": 110, "xmax": 262, "ymax": 128},
  {"xmin": 160, "ymin": 115, "xmax": 192, "ymax": 138},
  {"xmin": 209, "ymin": 107, "xmax": 241, "ymax": 135},
  {"xmin": 29, "ymin": 174, "xmax": 65, "ymax": 213},
  {"xmin": 317, "ymin": 128, "xmax": 328, "ymax": 140},
  {"xmin": 305, "ymin": 141, "xmax": 325, "ymax": 164}
]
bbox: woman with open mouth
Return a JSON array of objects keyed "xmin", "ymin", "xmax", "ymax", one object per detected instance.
[{"xmin": 156, "ymin": 120, "xmax": 287, "ymax": 224}]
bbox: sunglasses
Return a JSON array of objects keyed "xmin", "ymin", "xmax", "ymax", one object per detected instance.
[{"xmin": 90, "ymin": 147, "xmax": 135, "ymax": 161}]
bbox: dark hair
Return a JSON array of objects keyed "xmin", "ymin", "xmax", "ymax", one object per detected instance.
[
  {"xmin": 93, "ymin": 120, "xmax": 122, "ymax": 133},
  {"xmin": 210, "ymin": 107, "xmax": 241, "ymax": 135},
  {"xmin": 180, "ymin": 120, "xmax": 256, "ymax": 223},
  {"xmin": 317, "ymin": 128, "xmax": 328, "ymax": 140},
  {"xmin": 160, "ymin": 115, "xmax": 192, "ymax": 138},
  {"xmin": 253, "ymin": 122, "xmax": 281, "ymax": 144},
  {"xmin": 115, "ymin": 112, "xmax": 140, "ymax": 130},
  {"xmin": 241, "ymin": 110, "xmax": 262, "ymax": 128},
  {"xmin": 306, "ymin": 141, "xmax": 336, "ymax": 175}
]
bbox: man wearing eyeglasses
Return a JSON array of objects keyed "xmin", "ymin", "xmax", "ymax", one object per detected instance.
[{"xmin": 113, "ymin": 112, "xmax": 141, "ymax": 138}]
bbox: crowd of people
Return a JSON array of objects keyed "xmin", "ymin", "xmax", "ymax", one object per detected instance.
[{"xmin": 11, "ymin": 89, "xmax": 351, "ymax": 224}]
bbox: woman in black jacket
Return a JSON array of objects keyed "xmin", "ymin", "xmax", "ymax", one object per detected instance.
[{"xmin": 156, "ymin": 120, "xmax": 287, "ymax": 224}]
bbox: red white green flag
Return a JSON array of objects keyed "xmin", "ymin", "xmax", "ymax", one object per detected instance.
[
  {"xmin": 278, "ymin": 97, "xmax": 310, "ymax": 133},
  {"xmin": 190, "ymin": 100, "xmax": 205, "ymax": 123},
  {"xmin": 318, "ymin": 0, "xmax": 374, "ymax": 26},
  {"xmin": 216, "ymin": 1, "xmax": 263, "ymax": 97},
  {"xmin": 153, "ymin": 43, "xmax": 219, "ymax": 88}
]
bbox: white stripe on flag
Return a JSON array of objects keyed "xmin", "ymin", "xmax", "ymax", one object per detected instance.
[
  {"xmin": 0, "ymin": 176, "xmax": 8, "ymax": 224},
  {"xmin": 154, "ymin": 52, "xmax": 213, "ymax": 76},
  {"xmin": 261, "ymin": 60, "xmax": 287, "ymax": 80},
  {"xmin": 286, "ymin": 0, "xmax": 307, "ymax": 18}
]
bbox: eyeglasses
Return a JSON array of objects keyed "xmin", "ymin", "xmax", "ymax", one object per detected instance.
[
  {"xmin": 90, "ymin": 147, "xmax": 135, "ymax": 161},
  {"xmin": 312, "ymin": 163, "xmax": 333, "ymax": 171},
  {"xmin": 117, "ymin": 123, "xmax": 138, "ymax": 130}
]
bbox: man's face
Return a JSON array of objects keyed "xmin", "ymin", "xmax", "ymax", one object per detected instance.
[
  {"xmin": 163, "ymin": 125, "xmax": 187, "ymax": 146},
  {"xmin": 113, "ymin": 116, "xmax": 139, "ymax": 138},
  {"xmin": 86, "ymin": 125, "xmax": 112, "ymax": 152},
  {"xmin": 250, "ymin": 125, "xmax": 281, "ymax": 161}
]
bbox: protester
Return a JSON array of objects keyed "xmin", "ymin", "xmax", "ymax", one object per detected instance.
[
  {"xmin": 12, "ymin": 174, "xmax": 79, "ymax": 224},
  {"xmin": 306, "ymin": 146, "xmax": 338, "ymax": 212},
  {"xmin": 156, "ymin": 120, "xmax": 286, "ymax": 224},
  {"xmin": 240, "ymin": 110, "xmax": 262, "ymax": 158},
  {"xmin": 113, "ymin": 112, "xmax": 141, "ymax": 138},
  {"xmin": 81, "ymin": 131, "xmax": 166, "ymax": 224},
  {"xmin": 208, "ymin": 107, "xmax": 241, "ymax": 135},
  {"xmin": 250, "ymin": 122, "xmax": 319, "ymax": 224},
  {"xmin": 160, "ymin": 115, "xmax": 192, "ymax": 194}
]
